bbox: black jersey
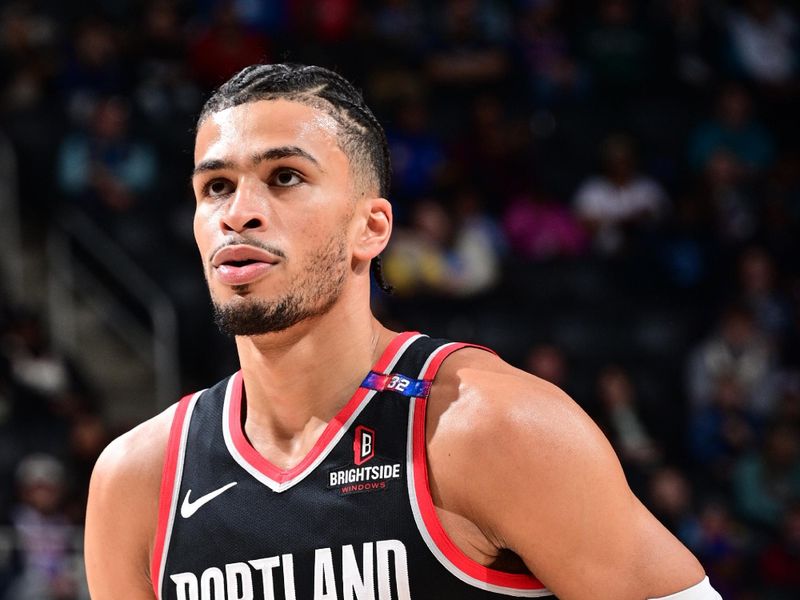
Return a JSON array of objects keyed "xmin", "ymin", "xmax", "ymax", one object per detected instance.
[{"xmin": 151, "ymin": 332, "xmax": 553, "ymax": 599}]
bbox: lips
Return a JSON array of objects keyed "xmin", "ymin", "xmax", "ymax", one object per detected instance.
[{"xmin": 211, "ymin": 245, "xmax": 280, "ymax": 286}]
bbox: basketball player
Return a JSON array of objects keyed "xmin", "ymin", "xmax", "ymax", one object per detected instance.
[{"xmin": 85, "ymin": 64, "xmax": 721, "ymax": 599}]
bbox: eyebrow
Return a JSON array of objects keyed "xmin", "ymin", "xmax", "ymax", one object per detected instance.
[
  {"xmin": 252, "ymin": 146, "xmax": 322, "ymax": 170},
  {"xmin": 192, "ymin": 145, "xmax": 322, "ymax": 178}
]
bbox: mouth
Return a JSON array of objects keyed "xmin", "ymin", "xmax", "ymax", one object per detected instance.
[
  {"xmin": 212, "ymin": 245, "xmax": 281, "ymax": 267},
  {"xmin": 221, "ymin": 258, "xmax": 261, "ymax": 268},
  {"xmin": 211, "ymin": 245, "xmax": 281, "ymax": 286}
]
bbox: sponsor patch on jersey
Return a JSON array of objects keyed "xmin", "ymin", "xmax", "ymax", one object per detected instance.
[
  {"xmin": 354, "ymin": 425, "xmax": 375, "ymax": 465},
  {"xmin": 328, "ymin": 425, "xmax": 403, "ymax": 495}
]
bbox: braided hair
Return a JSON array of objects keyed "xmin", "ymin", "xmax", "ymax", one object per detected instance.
[{"xmin": 198, "ymin": 64, "xmax": 393, "ymax": 293}]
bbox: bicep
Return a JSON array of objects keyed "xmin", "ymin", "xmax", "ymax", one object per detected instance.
[
  {"xmin": 480, "ymin": 393, "xmax": 704, "ymax": 599},
  {"xmin": 85, "ymin": 443, "xmax": 157, "ymax": 600}
]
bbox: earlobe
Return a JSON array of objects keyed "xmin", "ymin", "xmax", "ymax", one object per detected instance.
[{"xmin": 353, "ymin": 197, "xmax": 392, "ymax": 262}]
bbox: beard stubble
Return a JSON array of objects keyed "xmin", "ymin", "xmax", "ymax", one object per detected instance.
[{"xmin": 211, "ymin": 232, "xmax": 349, "ymax": 337}]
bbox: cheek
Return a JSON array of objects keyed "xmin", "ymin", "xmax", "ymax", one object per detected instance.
[{"xmin": 193, "ymin": 205, "xmax": 214, "ymax": 254}]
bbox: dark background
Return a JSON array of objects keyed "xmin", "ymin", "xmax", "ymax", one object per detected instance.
[{"xmin": 0, "ymin": 0, "xmax": 799, "ymax": 598}]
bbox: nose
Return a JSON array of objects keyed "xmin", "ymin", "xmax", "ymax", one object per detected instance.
[{"xmin": 220, "ymin": 181, "xmax": 268, "ymax": 233}]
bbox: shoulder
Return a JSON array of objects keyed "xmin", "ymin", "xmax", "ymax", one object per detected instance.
[
  {"xmin": 91, "ymin": 402, "xmax": 178, "ymax": 497},
  {"xmin": 87, "ymin": 401, "xmax": 180, "ymax": 555},
  {"xmin": 85, "ymin": 400, "xmax": 186, "ymax": 597},
  {"xmin": 426, "ymin": 347, "xmax": 707, "ymax": 596},
  {"xmin": 428, "ymin": 346, "xmax": 591, "ymax": 454},
  {"xmin": 426, "ymin": 346, "xmax": 624, "ymax": 525}
]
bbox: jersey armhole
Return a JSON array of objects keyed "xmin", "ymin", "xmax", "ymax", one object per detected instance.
[
  {"xmin": 150, "ymin": 392, "xmax": 201, "ymax": 599},
  {"xmin": 407, "ymin": 342, "xmax": 552, "ymax": 596}
]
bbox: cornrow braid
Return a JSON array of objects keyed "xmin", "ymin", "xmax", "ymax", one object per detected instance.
[
  {"xmin": 198, "ymin": 63, "xmax": 391, "ymax": 197},
  {"xmin": 199, "ymin": 63, "xmax": 394, "ymax": 294},
  {"xmin": 370, "ymin": 254, "xmax": 394, "ymax": 294}
]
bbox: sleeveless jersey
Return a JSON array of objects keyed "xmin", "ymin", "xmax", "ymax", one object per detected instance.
[{"xmin": 151, "ymin": 332, "xmax": 554, "ymax": 599}]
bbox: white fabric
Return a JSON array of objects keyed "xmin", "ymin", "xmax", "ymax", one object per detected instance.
[
  {"xmin": 574, "ymin": 176, "xmax": 667, "ymax": 224},
  {"xmin": 649, "ymin": 577, "xmax": 722, "ymax": 600},
  {"xmin": 729, "ymin": 9, "xmax": 797, "ymax": 83}
]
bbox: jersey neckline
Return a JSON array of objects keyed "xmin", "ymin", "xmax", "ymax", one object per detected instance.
[{"xmin": 222, "ymin": 331, "xmax": 422, "ymax": 492}]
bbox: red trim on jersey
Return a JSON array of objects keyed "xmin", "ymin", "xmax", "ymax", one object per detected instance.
[
  {"xmin": 151, "ymin": 394, "xmax": 195, "ymax": 599},
  {"xmin": 228, "ymin": 331, "xmax": 419, "ymax": 485},
  {"xmin": 411, "ymin": 343, "xmax": 547, "ymax": 591}
]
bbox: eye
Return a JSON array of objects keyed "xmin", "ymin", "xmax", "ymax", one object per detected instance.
[
  {"xmin": 272, "ymin": 169, "xmax": 302, "ymax": 187},
  {"xmin": 204, "ymin": 178, "xmax": 234, "ymax": 197}
]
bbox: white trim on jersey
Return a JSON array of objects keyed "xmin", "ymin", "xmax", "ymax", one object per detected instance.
[
  {"xmin": 157, "ymin": 390, "xmax": 203, "ymax": 600},
  {"xmin": 405, "ymin": 343, "xmax": 554, "ymax": 598}
]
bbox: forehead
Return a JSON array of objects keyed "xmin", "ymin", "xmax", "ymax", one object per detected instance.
[{"xmin": 194, "ymin": 99, "xmax": 345, "ymax": 166}]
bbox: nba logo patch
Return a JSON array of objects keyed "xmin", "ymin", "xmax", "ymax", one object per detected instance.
[{"xmin": 353, "ymin": 425, "xmax": 375, "ymax": 465}]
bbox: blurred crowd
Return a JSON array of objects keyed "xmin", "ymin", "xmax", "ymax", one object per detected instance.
[{"xmin": 1, "ymin": 0, "xmax": 799, "ymax": 598}]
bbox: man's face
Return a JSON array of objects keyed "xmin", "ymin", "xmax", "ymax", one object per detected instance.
[{"xmin": 192, "ymin": 99, "xmax": 358, "ymax": 336}]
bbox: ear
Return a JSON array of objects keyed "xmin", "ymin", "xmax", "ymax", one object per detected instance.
[{"xmin": 352, "ymin": 197, "xmax": 392, "ymax": 262}]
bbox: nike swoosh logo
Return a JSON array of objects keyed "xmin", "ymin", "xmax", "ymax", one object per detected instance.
[{"xmin": 180, "ymin": 482, "xmax": 237, "ymax": 518}]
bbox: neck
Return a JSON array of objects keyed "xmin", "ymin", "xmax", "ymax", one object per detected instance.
[{"xmin": 233, "ymin": 290, "xmax": 396, "ymax": 468}]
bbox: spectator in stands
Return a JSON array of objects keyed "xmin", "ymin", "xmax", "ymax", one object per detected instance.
[
  {"xmin": 733, "ymin": 421, "xmax": 800, "ymax": 529},
  {"xmin": 0, "ymin": 2, "xmax": 63, "ymax": 225},
  {"xmin": 655, "ymin": 188, "xmax": 716, "ymax": 290},
  {"xmin": 573, "ymin": 133, "xmax": 669, "ymax": 256},
  {"xmin": 691, "ymin": 500, "xmax": 749, "ymax": 598},
  {"xmin": 579, "ymin": 0, "xmax": 651, "ymax": 97},
  {"xmin": 690, "ymin": 374, "xmax": 759, "ymax": 486},
  {"xmin": 383, "ymin": 196, "xmax": 502, "ymax": 297},
  {"xmin": 211, "ymin": 0, "xmax": 288, "ymax": 35},
  {"xmin": 369, "ymin": 0, "xmax": 428, "ymax": 58},
  {"xmin": 65, "ymin": 413, "xmax": 109, "ymax": 523},
  {"xmin": 289, "ymin": 0, "xmax": 359, "ymax": 45},
  {"xmin": 737, "ymin": 246, "xmax": 792, "ymax": 342},
  {"xmin": 524, "ymin": 343, "xmax": 569, "ymax": 389},
  {"xmin": 383, "ymin": 199, "xmax": 452, "ymax": 296},
  {"xmin": 695, "ymin": 148, "xmax": 758, "ymax": 244},
  {"xmin": 651, "ymin": 0, "xmax": 724, "ymax": 98},
  {"xmin": 56, "ymin": 96, "xmax": 158, "ymax": 256},
  {"xmin": 0, "ymin": 311, "xmax": 92, "ymax": 475},
  {"xmin": 59, "ymin": 17, "xmax": 127, "ymax": 126},
  {"xmin": 689, "ymin": 84, "xmax": 775, "ymax": 176},
  {"xmin": 726, "ymin": 0, "xmax": 798, "ymax": 86},
  {"xmin": 451, "ymin": 184, "xmax": 507, "ymax": 255},
  {"xmin": 595, "ymin": 365, "xmax": 661, "ymax": 472},
  {"xmin": 515, "ymin": 0, "xmax": 588, "ymax": 106},
  {"xmin": 386, "ymin": 98, "xmax": 447, "ymax": 207},
  {"xmin": 7, "ymin": 454, "xmax": 77, "ymax": 600},
  {"xmin": 503, "ymin": 190, "xmax": 588, "ymax": 260},
  {"xmin": 134, "ymin": 1, "xmax": 200, "ymax": 131},
  {"xmin": 687, "ymin": 304, "xmax": 776, "ymax": 415},
  {"xmin": 450, "ymin": 94, "xmax": 533, "ymax": 207},
  {"xmin": 758, "ymin": 502, "xmax": 800, "ymax": 594},
  {"xmin": 188, "ymin": 1, "xmax": 270, "ymax": 90},
  {"xmin": 647, "ymin": 466, "xmax": 701, "ymax": 549},
  {"xmin": 0, "ymin": 1, "xmax": 60, "ymax": 111},
  {"xmin": 2, "ymin": 312, "xmax": 73, "ymax": 404},
  {"xmin": 426, "ymin": 0, "xmax": 511, "ymax": 119}
]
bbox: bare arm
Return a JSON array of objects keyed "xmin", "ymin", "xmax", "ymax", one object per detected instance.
[
  {"xmin": 85, "ymin": 406, "xmax": 175, "ymax": 599},
  {"xmin": 428, "ymin": 350, "xmax": 706, "ymax": 600}
]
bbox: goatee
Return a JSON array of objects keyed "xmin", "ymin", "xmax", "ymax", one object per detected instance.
[{"xmin": 211, "ymin": 234, "xmax": 347, "ymax": 337}]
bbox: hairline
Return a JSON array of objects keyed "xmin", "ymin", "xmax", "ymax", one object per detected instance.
[{"xmin": 198, "ymin": 93, "xmax": 380, "ymax": 199}]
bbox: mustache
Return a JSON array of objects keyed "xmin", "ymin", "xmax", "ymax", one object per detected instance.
[{"xmin": 209, "ymin": 237, "xmax": 287, "ymax": 263}]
